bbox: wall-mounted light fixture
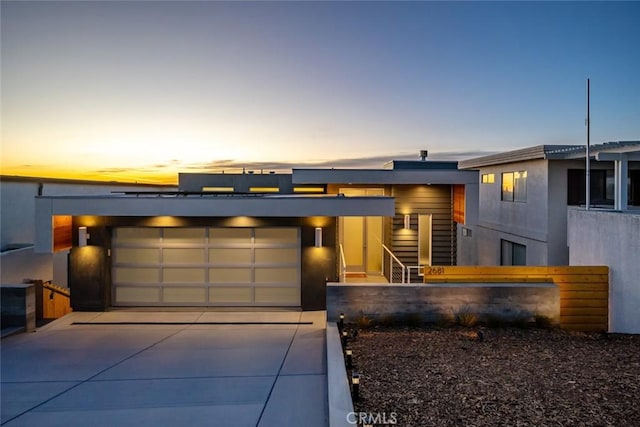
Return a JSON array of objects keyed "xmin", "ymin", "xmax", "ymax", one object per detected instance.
[
  {"xmin": 404, "ymin": 214, "xmax": 411, "ymax": 229},
  {"xmin": 315, "ymin": 227, "xmax": 323, "ymax": 247},
  {"xmin": 78, "ymin": 226, "xmax": 89, "ymax": 247}
]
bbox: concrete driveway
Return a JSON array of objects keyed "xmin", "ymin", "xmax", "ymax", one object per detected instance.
[{"xmin": 1, "ymin": 310, "xmax": 327, "ymax": 427}]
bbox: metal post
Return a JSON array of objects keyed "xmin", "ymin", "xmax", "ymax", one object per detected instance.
[{"xmin": 586, "ymin": 78, "xmax": 591, "ymax": 210}]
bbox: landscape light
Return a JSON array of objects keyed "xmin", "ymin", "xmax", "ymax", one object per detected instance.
[
  {"xmin": 345, "ymin": 348, "xmax": 353, "ymax": 369},
  {"xmin": 339, "ymin": 313, "xmax": 344, "ymax": 330},
  {"xmin": 352, "ymin": 372, "xmax": 360, "ymax": 401},
  {"xmin": 342, "ymin": 330, "xmax": 348, "ymax": 347}
]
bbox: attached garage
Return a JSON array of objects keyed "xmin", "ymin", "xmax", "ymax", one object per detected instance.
[{"xmin": 112, "ymin": 227, "xmax": 301, "ymax": 307}]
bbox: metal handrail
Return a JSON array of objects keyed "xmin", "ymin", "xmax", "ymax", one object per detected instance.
[
  {"xmin": 382, "ymin": 244, "xmax": 406, "ymax": 284},
  {"xmin": 338, "ymin": 244, "xmax": 347, "ymax": 283}
]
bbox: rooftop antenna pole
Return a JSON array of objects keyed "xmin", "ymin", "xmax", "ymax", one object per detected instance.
[{"xmin": 586, "ymin": 78, "xmax": 590, "ymax": 210}]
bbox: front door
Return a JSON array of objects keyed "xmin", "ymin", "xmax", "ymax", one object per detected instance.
[{"xmin": 339, "ymin": 188, "xmax": 384, "ymax": 275}]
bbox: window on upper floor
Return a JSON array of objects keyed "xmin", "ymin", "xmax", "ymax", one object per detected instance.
[
  {"xmin": 481, "ymin": 173, "xmax": 495, "ymax": 184},
  {"xmin": 567, "ymin": 169, "xmax": 615, "ymax": 206},
  {"xmin": 501, "ymin": 171, "xmax": 527, "ymax": 202},
  {"xmin": 501, "ymin": 239, "xmax": 526, "ymax": 266}
]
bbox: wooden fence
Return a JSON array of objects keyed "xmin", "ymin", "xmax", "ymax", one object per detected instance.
[{"xmin": 423, "ymin": 266, "xmax": 609, "ymax": 332}]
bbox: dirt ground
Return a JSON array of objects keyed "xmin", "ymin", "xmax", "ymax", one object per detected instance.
[{"xmin": 348, "ymin": 326, "xmax": 640, "ymax": 426}]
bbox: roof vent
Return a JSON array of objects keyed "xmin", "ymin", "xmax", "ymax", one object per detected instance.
[{"xmin": 420, "ymin": 150, "xmax": 428, "ymax": 161}]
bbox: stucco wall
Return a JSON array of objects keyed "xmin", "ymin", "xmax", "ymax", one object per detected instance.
[
  {"xmin": 1, "ymin": 181, "xmax": 39, "ymax": 249},
  {"xmin": 470, "ymin": 160, "xmax": 549, "ymax": 265},
  {"xmin": 456, "ymin": 182, "xmax": 479, "ymax": 265},
  {"xmin": 0, "ymin": 247, "xmax": 52, "ymax": 284},
  {"xmin": 568, "ymin": 208, "xmax": 640, "ymax": 333},
  {"xmin": 1, "ymin": 179, "xmax": 175, "ymax": 249}
]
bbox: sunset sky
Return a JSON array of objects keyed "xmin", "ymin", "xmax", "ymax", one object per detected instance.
[{"xmin": 2, "ymin": 1, "xmax": 639, "ymax": 184}]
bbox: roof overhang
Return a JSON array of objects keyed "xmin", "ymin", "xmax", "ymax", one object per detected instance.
[
  {"xmin": 292, "ymin": 168, "xmax": 478, "ymax": 185},
  {"xmin": 34, "ymin": 195, "xmax": 395, "ymax": 252}
]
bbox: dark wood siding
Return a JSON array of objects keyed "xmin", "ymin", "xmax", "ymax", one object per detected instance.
[{"xmin": 391, "ymin": 185, "xmax": 456, "ymax": 275}]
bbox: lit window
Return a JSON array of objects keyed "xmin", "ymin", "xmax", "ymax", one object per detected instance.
[
  {"xmin": 293, "ymin": 187, "xmax": 325, "ymax": 193},
  {"xmin": 501, "ymin": 172, "xmax": 514, "ymax": 201},
  {"xmin": 249, "ymin": 187, "xmax": 279, "ymax": 193},
  {"xmin": 481, "ymin": 173, "xmax": 495, "ymax": 184},
  {"xmin": 501, "ymin": 171, "xmax": 526, "ymax": 202},
  {"xmin": 514, "ymin": 171, "xmax": 527, "ymax": 202}
]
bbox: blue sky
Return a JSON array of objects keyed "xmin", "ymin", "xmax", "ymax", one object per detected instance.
[{"xmin": 2, "ymin": 1, "xmax": 639, "ymax": 182}]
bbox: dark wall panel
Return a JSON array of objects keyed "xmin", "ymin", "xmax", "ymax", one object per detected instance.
[{"xmin": 392, "ymin": 185, "xmax": 456, "ymax": 270}]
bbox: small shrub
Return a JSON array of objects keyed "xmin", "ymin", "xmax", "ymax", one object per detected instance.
[
  {"xmin": 356, "ymin": 313, "xmax": 373, "ymax": 329},
  {"xmin": 456, "ymin": 311, "xmax": 478, "ymax": 327}
]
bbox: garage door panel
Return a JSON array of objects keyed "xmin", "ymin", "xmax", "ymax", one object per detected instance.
[
  {"xmin": 209, "ymin": 228, "xmax": 252, "ymax": 244},
  {"xmin": 163, "ymin": 228, "xmax": 206, "ymax": 244},
  {"xmin": 163, "ymin": 248, "xmax": 206, "ymax": 264},
  {"xmin": 163, "ymin": 268, "xmax": 206, "ymax": 283},
  {"xmin": 114, "ymin": 248, "xmax": 160, "ymax": 264},
  {"xmin": 114, "ymin": 267, "xmax": 160, "ymax": 284},
  {"xmin": 255, "ymin": 268, "xmax": 298, "ymax": 283},
  {"xmin": 209, "ymin": 248, "xmax": 252, "ymax": 264},
  {"xmin": 255, "ymin": 228, "xmax": 298, "ymax": 244},
  {"xmin": 255, "ymin": 287, "xmax": 299, "ymax": 305},
  {"xmin": 163, "ymin": 287, "xmax": 207, "ymax": 304},
  {"xmin": 116, "ymin": 287, "xmax": 161, "ymax": 303},
  {"xmin": 255, "ymin": 248, "xmax": 298, "ymax": 264},
  {"xmin": 209, "ymin": 268, "xmax": 252, "ymax": 284},
  {"xmin": 115, "ymin": 228, "xmax": 161, "ymax": 243},
  {"xmin": 209, "ymin": 287, "xmax": 253, "ymax": 304}
]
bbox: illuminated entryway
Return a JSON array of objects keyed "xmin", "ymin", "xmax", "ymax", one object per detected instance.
[
  {"xmin": 112, "ymin": 227, "xmax": 300, "ymax": 306},
  {"xmin": 339, "ymin": 188, "xmax": 384, "ymax": 275}
]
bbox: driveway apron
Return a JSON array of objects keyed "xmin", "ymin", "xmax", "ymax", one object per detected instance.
[{"xmin": 1, "ymin": 311, "xmax": 327, "ymax": 427}]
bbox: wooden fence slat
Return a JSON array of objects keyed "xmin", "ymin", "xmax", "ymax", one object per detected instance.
[
  {"xmin": 561, "ymin": 307, "xmax": 608, "ymax": 316},
  {"xmin": 557, "ymin": 283, "xmax": 608, "ymax": 291}
]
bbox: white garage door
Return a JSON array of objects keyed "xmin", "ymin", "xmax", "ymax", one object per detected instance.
[{"xmin": 112, "ymin": 227, "xmax": 300, "ymax": 307}]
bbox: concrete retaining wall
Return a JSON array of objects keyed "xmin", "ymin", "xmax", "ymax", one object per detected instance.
[
  {"xmin": 327, "ymin": 283, "xmax": 559, "ymax": 324},
  {"xmin": 1, "ymin": 284, "xmax": 36, "ymax": 332}
]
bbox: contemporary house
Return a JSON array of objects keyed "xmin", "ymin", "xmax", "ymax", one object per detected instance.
[
  {"xmin": 31, "ymin": 156, "xmax": 477, "ymax": 311},
  {"xmin": 457, "ymin": 141, "xmax": 640, "ymax": 266}
]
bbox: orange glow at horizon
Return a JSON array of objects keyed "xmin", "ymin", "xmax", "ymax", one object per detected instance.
[{"xmin": 0, "ymin": 164, "xmax": 180, "ymax": 185}]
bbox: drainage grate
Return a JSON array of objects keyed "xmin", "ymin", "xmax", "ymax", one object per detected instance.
[{"xmin": 71, "ymin": 321, "xmax": 313, "ymax": 325}]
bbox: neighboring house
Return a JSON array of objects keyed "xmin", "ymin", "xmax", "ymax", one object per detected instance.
[
  {"xmin": 457, "ymin": 141, "xmax": 640, "ymax": 266},
  {"xmin": 0, "ymin": 176, "xmax": 175, "ymax": 286},
  {"xmin": 30, "ymin": 156, "xmax": 476, "ymax": 311}
]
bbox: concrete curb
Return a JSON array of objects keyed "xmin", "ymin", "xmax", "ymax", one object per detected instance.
[{"xmin": 326, "ymin": 322, "xmax": 354, "ymax": 427}]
